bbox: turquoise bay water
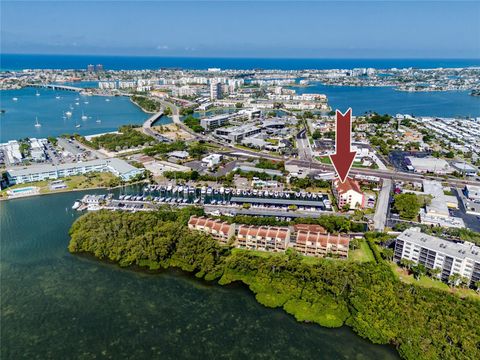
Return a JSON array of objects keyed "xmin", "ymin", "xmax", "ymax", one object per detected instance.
[
  {"xmin": 0, "ymin": 87, "xmax": 172, "ymax": 142},
  {"xmin": 291, "ymin": 83, "xmax": 480, "ymax": 117},
  {"xmin": 1, "ymin": 191, "xmax": 399, "ymax": 359}
]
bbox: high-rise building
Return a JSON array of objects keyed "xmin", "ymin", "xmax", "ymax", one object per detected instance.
[
  {"xmin": 394, "ymin": 227, "xmax": 480, "ymax": 286},
  {"xmin": 210, "ymin": 81, "xmax": 222, "ymax": 100},
  {"xmin": 95, "ymin": 64, "xmax": 104, "ymax": 72},
  {"xmin": 87, "ymin": 64, "xmax": 95, "ymax": 72}
]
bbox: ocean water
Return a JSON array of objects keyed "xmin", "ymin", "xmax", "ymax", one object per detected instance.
[
  {"xmin": 2, "ymin": 53, "xmax": 480, "ymax": 71},
  {"xmin": 0, "ymin": 87, "xmax": 171, "ymax": 142},
  {"xmin": 291, "ymin": 83, "xmax": 480, "ymax": 117},
  {"xmin": 0, "ymin": 191, "xmax": 400, "ymax": 359}
]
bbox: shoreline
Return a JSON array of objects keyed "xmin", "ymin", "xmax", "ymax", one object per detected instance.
[{"xmin": 0, "ymin": 180, "xmax": 148, "ymax": 202}]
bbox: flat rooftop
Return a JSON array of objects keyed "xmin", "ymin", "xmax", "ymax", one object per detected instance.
[
  {"xmin": 398, "ymin": 227, "xmax": 480, "ymax": 262},
  {"xmin": 230, "ymin": 196, "xmax": 326, "ymax": 207}
]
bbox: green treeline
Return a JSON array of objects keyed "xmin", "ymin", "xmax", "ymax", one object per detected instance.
[
  {"xmin": 69, "ymin": 209, "xmax": 480, "ymax": 360},
  {"xmin": 91, "ymin": 125, "xmax": 154, "ymax": 151},
  {"xmin": 131, "ymin": 96, "xmax": 161, "ymax": 112}
]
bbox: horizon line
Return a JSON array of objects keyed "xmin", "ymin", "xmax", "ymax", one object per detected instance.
[{"xmin": 2, "ymin": 53, "xmax": 480, "ymax": 61}]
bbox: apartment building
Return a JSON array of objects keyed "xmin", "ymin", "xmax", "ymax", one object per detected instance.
[
  {"xmin": 187, "ymin": 217, "xmax": 350, "ymax": 259},
  {"xmin": 187, "ymin": 216, "xmax": 235, "ymax": 244},
  {"xmin": 332, "ymin": 177, "xmax": 365, "ymax": 210},
  {"xmin": 237, "ymin": 225, "xmax": 291, "ymax": 252},
  {"xmin": 6, "ymin": 158, "xmax": 143, "ymax": 184},
  {"xmin": 394, "ymin": 227, "xmax": 480, "ymax": 286},
  {"xmin": 291, "ymin": 224, "xmax": 349, "ymax": 258}
]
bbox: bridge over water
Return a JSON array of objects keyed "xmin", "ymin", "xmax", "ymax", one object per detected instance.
[{"xmin": 27, "ymin": 83, "xmax": 84, "ymax": 92}]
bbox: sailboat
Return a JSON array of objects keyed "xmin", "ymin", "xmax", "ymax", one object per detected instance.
[
  {"xmin": 34, "ymin": 116, "xmax": 41, "ymax": 127},
  {"xmin": 56, "ymin": 96, "xmax": 61, "ymax": 99},
  {"xmin": 96, "ymin": 117, "xmax": 101, "ymax": 123},
  {"xmin": 81, "ymin": 111, "xmax": 88, "ymax": 120},
  {"xmin": 35, "ymin": 90, "xmax": 40, "ymax": 96},
  {"xmin": 12, "ymin": 97, "xmax": 18, "ymax": 101},
  {"xmin": 65, "ymin": 110, "xmax": 72, "ymax": 117}
]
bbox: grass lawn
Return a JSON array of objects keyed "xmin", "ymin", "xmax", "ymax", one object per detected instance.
[
  {"xmin": 318, "ymin": 156, "xmax": 332, "ymax": 164},
  {"xmin": 389, "ymin": 262, "xmax": 479, "ymax": 301},
  {"xmin": 348, "ymin": 239, "xmax": 375, "ymax": 263}
]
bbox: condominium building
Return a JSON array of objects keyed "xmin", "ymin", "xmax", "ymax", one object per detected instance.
[
  {"xmin": 6, "ymin": 158, "xmax": 143, "ymax": 184},
  {"xmin": 237, "ymin": 225, "xmax": 291, "ymax": 252},
  {"xmin": 394, "ymin": 227, "xmax": 480, "ymax": 286},
  {"xmin": 187, "ymin": 217, "xmax": 350, "ymax": 259},
  {"xmin": 188, "ymin": 216, "xmax": 235, "ymax": 244},
  {"xmin": 332, "ymin": 177, "xmax": 365, "ymax": 210},
  {"xmin": 291, "ymin": 224, "xmax": 349, "ymax": 258}
]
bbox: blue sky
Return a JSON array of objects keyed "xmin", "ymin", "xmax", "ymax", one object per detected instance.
[{"xmin": 1, "ymin": 1, "xmax": 479, "ymax": 58}]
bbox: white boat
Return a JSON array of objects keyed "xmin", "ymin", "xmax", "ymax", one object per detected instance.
[
  {"xmin": 71, "ymin": 201, "xmax": 81, "ymax": 210},
  {"xmin": 75, "ymin": 102, "xmax": 80, "ymax": 106},
  {"xmin": 12, "ymin": 97, "xmax": 18, "ymax": 101},
  {"xmin": 66, "ymin": 111, "xmax": 72, "ymax": 117},
  {"xmin": 34, "ymin": 117, "xmax": 41, "ymax": 128},
  {"xmin": 75, "ymin": 123, "xmax": 81, "ymax": 128},
  {"xmin": 75, "ymin": 97, "xmax": 80, "ymax": 101},
  {"xmin": 81, "ymin": 111, "xmax": 88, "ymax": 120},
  {"xmin": 105, "ymin": 98, "xmax": 110, "ymax": 102},
  {"xmin": 84, "ymin": 101, "xmax": 89, "ymax": 104},
  {"xmin": 96, "ymin": 119, "xmax": 101, "ymax": 123},
  {"xmin": 56, "ymin": 96, "xmax": 61, "ymax": 99},
  {"xmin": 36, "ymin": 91, "xmax": 40, "ymax": 96}
]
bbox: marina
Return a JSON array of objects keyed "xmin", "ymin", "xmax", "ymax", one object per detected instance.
[{"xmin": 74, "ymin": 185, "xmax": 333, "ymax": 215}]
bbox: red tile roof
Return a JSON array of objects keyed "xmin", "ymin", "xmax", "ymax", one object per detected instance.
[{"xmin": 334, "ymin": 177, "xmax": 362, "ymax": 195}]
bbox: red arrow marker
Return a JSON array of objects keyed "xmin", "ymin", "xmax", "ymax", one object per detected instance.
[{"xmin": 329, "ymin": 108, "xmax": 357, "ymax": 183}]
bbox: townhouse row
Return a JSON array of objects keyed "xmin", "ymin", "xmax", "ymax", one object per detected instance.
[{"xmin": 187, "ymin": 216, "xmax": 350, "ymax": 258}]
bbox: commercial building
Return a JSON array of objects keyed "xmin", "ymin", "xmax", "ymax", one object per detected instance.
[
  {"xmin": 188, "ymin": 216, "xmax": 235, "ymax": 244},
  {"xmin": 405, "ymin": 156, "xmax": 453, "ymax": 174},
  {"xmin": 394, "ymin": 227, "xmax": 480, "ymax": 286},
  {"xmin": 465, "ymin": 185, "xmax": 480, "ymax": 201},
  {"xmin": 419, "ymin": 180, "xmax": 465, "ymax": 228},
  {"xmin": 215, "ymin": 124, "xmax": 262, "ymax": 143},
  {"xmin": 202, "ymin": 154, "xmax": 222, "ymax": 168},
  {"xmin": 6, "ymin": 158, "xmax": 143, "ymax": 184},
  {"xmin": 200, "ymin": 114, "xmax": 231, "ymax": 131},
  {"xmin": 332, "ymin": 178, "xmax": 365, "ymax": 210}
]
